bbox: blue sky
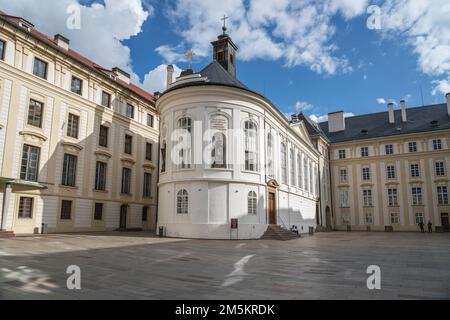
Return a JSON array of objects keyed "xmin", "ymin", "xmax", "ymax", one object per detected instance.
[{"xmin": 2, "ymin": 0, "xmax": 449, "ymax": 121}]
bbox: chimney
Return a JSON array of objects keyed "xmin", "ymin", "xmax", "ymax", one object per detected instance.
[
  {"xmin": 291, "ymin": 114, "xmax": 298, "ymax": 123},
  {"xmin": 400, "ymin": 100, "xmax": 407, "ymax": 122},
  {"xmin": 388, "ymin": 102, "xmax": 395, "ymax": 124},
  {"xmin": 54, "ymin": 34, "xmax": 70, "ymax": 50},
  {"xmin": 112, "ymin": 67, "xmax": 130, "ymax": 85},
  {"xmin": 446, "ymin": 93, "xmax": 450, "ymax": 117},
  {"xmin": 328, "ymin": 111, "xmax": 345, "ymax": 133},
  {"xmin": 166, "ymin": 65, "xmax": 174, "ymax": 89}
]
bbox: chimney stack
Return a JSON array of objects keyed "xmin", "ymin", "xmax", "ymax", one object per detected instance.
[
  {"xmin": 112, "ymin": 67, "xmax": 130, "ymax": 85},
  {"xmin": 388, "ymin": 102, "xmax": 395, "ymax": 124},
  {"xmin": 291, "ymin": 114, "xmax": 298, "ymax": 123},
  {"xmin": 446, "ymin": 93, "xmax": 450, "ymax": 117},
  {"xmin": 54, "ymin": 34, "xmax": 70, "ymax": 50},
  {"xmin": 166, "ymin": 65, "xmax": 174, "ymax": 89},
  {"xmin": 400, "ymin": 100, "xmax": 407, "ymax": 122},
  {"xmin": 328, "ymin": 111, "xmax": 345, "ymax": 133}
]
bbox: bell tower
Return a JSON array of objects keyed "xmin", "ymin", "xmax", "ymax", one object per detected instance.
[{"xmin": 211, "ymin": 15, "xmax": 238, "ymax": 78}]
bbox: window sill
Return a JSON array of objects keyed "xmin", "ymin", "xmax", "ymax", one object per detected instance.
[
  {"xmin": 120, "ymin": 193, "xmax": 133, "ymax": 197},
  {"xmin": 93, "ymin": 189, "xmax": 108, "ymax": 193},
  {"xmin": 60, "ymin": 185, "xmax": 78, "ymax": 190}
]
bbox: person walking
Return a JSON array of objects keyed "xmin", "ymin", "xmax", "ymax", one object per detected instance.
[
  {"xmin": 418, "ymin": 221, "xmax": 425, "ymax": 233},
  {"xmin": 427, "ymin": 220, "xmax": 433, "ymax": 233}
]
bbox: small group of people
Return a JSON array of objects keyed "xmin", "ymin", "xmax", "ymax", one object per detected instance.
[
  {"xmin": 290, "ymin": 225, "xmax": 299, "ymax": 235},
  {"xmin": 418, "ymin": 220, "xmax": 433, "ymax": 233}
]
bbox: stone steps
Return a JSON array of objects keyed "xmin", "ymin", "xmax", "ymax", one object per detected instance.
[
  {"xmin": 0, "ymin": 231, "xmax": 15, "ymax": 238},
  {"xmin": 260, "ymin": 225, "xmax": 299, "ymax": 241}
]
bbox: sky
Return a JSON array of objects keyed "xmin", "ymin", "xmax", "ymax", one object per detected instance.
[{"xmin": 1, "ymin": 0, "xmax": 450, "ymax": 122}]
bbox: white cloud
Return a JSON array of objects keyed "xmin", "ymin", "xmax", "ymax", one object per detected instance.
[
  {"xmin": 378, "ymin": 0, "xmax": 450, "ymax": 95},
  {"xmin": 142, "ymin": 64, "xmax": 182, "ymax": 94},
  {"xmin": 294, "ymin": 101, "xmax": 315, "ymax": 112},
  {"xmin": 163, "ymin": 0, "xmax": 369, "ymax": 75},
  {"xmin": 0, "ymin": 0, "xmax": 151, "ymax": 80},
  {"xmin": 432, "ymin": 78, "xmax": 450, "ymax": 96},
  {"xmin": 309, "ymin": 112, "xmax": 355, "ymax": 123},
  {"xmin": 377, "ymin": 98, "xmax": 387, "ymax": 105}
]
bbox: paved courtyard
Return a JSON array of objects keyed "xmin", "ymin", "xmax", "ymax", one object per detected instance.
[{"xmin": 0, "ymin": 231, "xmax": 449, "ymax": 300}]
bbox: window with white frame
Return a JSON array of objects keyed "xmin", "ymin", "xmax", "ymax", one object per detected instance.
[
  {"xmin": 61, "ymin": 154, "xmax": 77, "ymax": 187},
  {"xmin": 126, "ymin": 103, "xmax": 135, "ymax": 119},
  {"xmin": 309, "ymin": 162, "xmax": 314, "ymax": 193},
  {"xmin": 437, "ymin": 186, "xmax": 448, "ymax": 205},
  {"xmin": 433, "ymin": 139, "xmax": 442, "ymax": 150},
  {"xmin": 435, "ymin": 161, "xmax": 445, "ymax": 176},
  {"xmin": 280, "ymin": 143, "xmax": 287, "ymax": 184},
  {"xmin": 361, "ymin": 147, "xmax": 369, "ymax": 157},
  {"xmin": 67, "ymin": 113, "xmax": 79, "ymax": 139},
  {"xmin": 366, "ymin": 213, "xmax": 373, "ymax": 224},
  {"xmin": 388, "ymin": 188, "xmax": 398, "ymax": 206},
  {"xmin": 267, "ymin": 133, "xmax": 274, "ymax": 177},
  {"xmin": 177, "ymin": 189, "xmax": 188, "ymax": 214},
  {"xmin": 340, "ymin": 190, "xmax": 349, "ymax": 207},
  {"xmin": 387, "ymin": 165, "xmax": 396, "ymax": 179},
  {"xmin": 408, "ymin": 141, "xmax": 417, "ymax": 153},
  {"xmin": 94, "ymin": 161, "xmax": 107, "ymax": 191},
  {"xmin": 415, "ymin": 213, "xmax": 424, "ymax": 224},
  {"xmin": 362, "ymin": 167, "xmax": 370, "ymax": 181},
  {"xmin": 177, "ymin": 117, "xmax": 192, "ymax": 169},
  {"xmin": 244, "ymin": 120, "xmax": 257, "ymax": 171},
  {"xmin": 390, "ymin": 212, "xmax": 399, "ymax": 224},
  {"xmin": 304, "ymin": 158, "xmax": 309, "ymax": 192},
  {"xmin": 338, "ymin": 149, "xmax": 346, "ymax": 159},
  {"xmin": 297, "ymin": 154, "xmax": 302, "ymax": 189},
  {"xmin": 20, "ymin": 144, "xmax": 40, "ymax": 182},
  {"xmin": 247, "ymin": 191, "xmax": 257, "ymax": 215},
  {"xmin": 412, "ymin": 187, "xmax": 423, "ymax": 205},
  {"xmin": 340, "ymin": 168, "xmax": 347, "ymax": 183},
  {"xmin": 363, "ymin": 189, "xmax": 373, "ymax": 207},
  {"xmin": 27, "ymin": 99, "xmax": 43, "ymax": 128},
  {"xmin": 33, "ymin": 57, "xmax": 47, "ymax": 79},
  {"xmin": 290, "ymin": 149, "xmax": 295, "ymax": 186},
  {"xmin": 385, "ymin": 144, "xmax": 394, "ymax": 155},
  {"xmin": 18, "ymin": 197, "xmax": 33, "ymax": 219},
  {"xmin": 410, "ymin": 163, "xmax": 420, "ymax": 178}
]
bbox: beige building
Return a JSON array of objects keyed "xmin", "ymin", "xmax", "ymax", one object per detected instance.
[
  {"xmin": 316, "ymin": 99, "xmax": 450, "ymax": 232},
  {"xmin": 0, "ymin": 12, "xmax": 159, "ymax": 235}
]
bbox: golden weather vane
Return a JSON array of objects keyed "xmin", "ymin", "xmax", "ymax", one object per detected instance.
[{"xmin": 185, "ymin": 50, "xmax": 195, "ymax": 69}]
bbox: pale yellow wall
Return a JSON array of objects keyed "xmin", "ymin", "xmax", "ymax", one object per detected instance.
[
  {"xmin": 330, "ymin": 132, "xmax": 450, "ymax": 231},
  {"xmin": 0, "ymin": 22, "xmax": 159, "ymax": 234}
]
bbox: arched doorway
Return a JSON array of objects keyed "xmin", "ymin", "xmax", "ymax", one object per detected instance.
[{"xmin": 325, "ymin": 206, "xmax": 332, "ymax": 230}]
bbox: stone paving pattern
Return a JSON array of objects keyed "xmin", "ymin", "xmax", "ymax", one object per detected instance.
[{"xmin": 0, "ymin": 232, "xmax": 449, "ymax": 299}]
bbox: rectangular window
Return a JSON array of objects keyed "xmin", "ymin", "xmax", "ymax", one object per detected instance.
[
  {"xmin": 340, "ymin": 169, "xmax": 347, "ymax": 183},
  {"xmin": 338, "ymin": 150, "xmax": 346, "ymax": 159},
  {"xmin": 71, "ymin": 76, "xmax": 82, "ymax": 95},
  {"xmin": 126, "ymin": 103, "xmax": 134, "ymax": 119},
  {"xmin": 143, "ymin": 172, "xmax": 151, "ymax": 198},
  {"xmin": 161, "ymin": 143, "xmax": 167, "ymax": 173},
  {"xmin": 435, "ymin": 161, "xmax": 445, "ymax": 176},
  {"xmin": 145, "ymin": 142, "xmax": 152, "ymax": 161},
  {"xmin": 20, "ymin": 144, "xmax": 40, "ymax": 181},
  {"xmin": 147, "ymin": 114, "xmax": 154, "ymax": 127},
  {"xmin": 290, "ymin": 149, "xmax": 295, "ymax": 186},
  {"xmin": 121, "ymin": 167, "xmax": 131, "ymax": 194},
  {"xmin": 297, "ymin": 155, "xmax": 302, "ymax": 189},
  {"xmin": 408, "ymin": 141, "xmax": 417, "ymax": 153},
  {"xmin": 0, "ymin": 39, "xmax": 5, "ymax": 61},
  {"xmin": 67, "ymin": 113, "xmax": 79, "ymax": 138},
  {"xmin": 94, "ymin": 203, "xmax": 103, "ymax": 221},
  {"xmin": 27, "ymin": 99, "xmax": 43, "ymax": 128},
  {"xmin": 437, "ymin": 186, "xmax": 449, "ymax": 205},
  {"xmin": 362, "ymin": 167, "xmax": 371, "ymax": 181},
  {"xmin": 340, "ymin": 190, "xmax": 349, "ymax": 207},
  {"xmin": 124, "ymin": 134, "xmax": 133, "ymax": 154},
  {"xmin": 361, "ymin": 147, "xmax": 369, "ymax": 157},
  {"xmin": 363, "ymin": 189, "xmax": 373, "ymax": 207},
  {"xmin": 410, "ymin": 163, "xmax": 420, "ymax": 178},
  {"xmin": 18, "ymin": 197, "xmax": 33, "ymax": 219},
  {"xmin": 433, "ymin": 139, "xmax": 442, "ymax": 150},
  {"xmin": 101, "ymin": 91, "xmax": 111, "ymax": 108},
  {"xmin": 33, "ymin": 57, "xmax": 47, "ymax": 79},
  {"xmin": 60, "ymin": 200, "xmax": 72, "ymax": 220},
  {"xmin": 99, "ymin": 125, "xmax": 108, "ymax": 147},
  {"xmin": 366, "ymin": 213, "xmax": 373, "ymax": 225},
  {"xmin": 390, "ymin": 213, "xmax": 399, "ymax": 224},
  {"xmin": 94, "ymin": 161, "xmax": 107, "ymax": 191},
  {"xmin": 142, "ymin": 206, "xmax": 148, "ymax": 222},
  {"xmin": 388, "ymin": 188, "xmax": 398, "ymax": 207},
  {"xmin": 385, "ymin": 144, "xmax": 394, "ymax": 155},
  {"xmin": 387, "ymin": 165, "xmax": 396, "ymax": 179},
  {"xmin": 412, "ymin": 187, "xmax": 423, "ymax": 205},
  {"xmin": 61, "ymin": 154, "xmax": 77, "ymax": 186},
  {"xmin": 415, "ymin": 213, "xmax": 424, "ymax": 224}
]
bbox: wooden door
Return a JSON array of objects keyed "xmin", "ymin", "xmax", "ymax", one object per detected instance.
[{"xmin": 268, "ymin": 192, "xmax": 276, "ymax": 225}]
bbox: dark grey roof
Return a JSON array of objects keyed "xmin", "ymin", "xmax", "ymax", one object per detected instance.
[
  {"xmin": 164, "ymin": 61, "xmax": 249, "ymax": 94},
  {"xmin": 318, "ymin": 103, "xmax": 450, "ymax": 143},
  {"xmin": 298, "ymin": 113, "xmax": 327, "ymax": 138}
]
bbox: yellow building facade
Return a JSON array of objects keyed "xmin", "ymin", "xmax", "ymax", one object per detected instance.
[{"xmin": 0, "ymin": 13, "xmax": 159, "ymax": 235}]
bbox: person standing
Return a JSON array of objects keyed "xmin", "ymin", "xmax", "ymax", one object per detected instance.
[
  {"xmin": 418, "ymin": 221, "xmax": 425, "ymax": 233},
  {"xmin": 427, "ymin": 220, "xmax": 433, "ymax": 233}
]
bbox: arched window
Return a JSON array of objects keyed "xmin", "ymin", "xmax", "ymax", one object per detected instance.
[
  {"xmin": 247, "ymin": 191, "xmax": 257, "ymax": 215},
  {"xmin": 297, "ymin": 153, "xmax": 302, "ymax": 189},
  {"xmin": 290, "ymin": 148, "xmax": 295, "ymax": 186},
  {"xmin": 281, "ymin": 143, "xmax": 287, "ymax": 184},
  {"xmin": 304, "ymin": 158, "xmax": 309, "ymax": 192},
  {"xmin": 267, "ymin": 132, "xmax": 274, "ymax": 177},
  {"xmin": 177, "ymin": 117, "xmax": 192, "ymax": 169},
  {"xmin": 244, "ymin": 120, "xmax": 257, "ymax": 171},
  {"xmin": 177, "ymin": 189, "xmax": 188, "ymax": 214},
  {"xmin": 211, "ymin": 132, "xmax": 227, "ymax": 168}
]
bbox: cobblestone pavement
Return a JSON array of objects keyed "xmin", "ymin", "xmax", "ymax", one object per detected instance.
[{"xmin": 0, "ymin": 232, "xmax": 449, "ymax": 300}]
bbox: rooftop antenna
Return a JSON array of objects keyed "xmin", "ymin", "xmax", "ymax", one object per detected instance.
[
  {"xmin": 221, "ymin": 14, "xmax": 228, "ymax": 34},
  {"xmin": 420, "ymin": 85, "xmax": 424, "ymax": 106},
  {"xmin": 185, "ymin": 50, "xmax": 195, "ymax": 70}
]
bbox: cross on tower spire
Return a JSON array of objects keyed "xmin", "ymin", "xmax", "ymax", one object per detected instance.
[{"xmin": 221, "ymin": 14, "xmax": 228, "ymax": 34}]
